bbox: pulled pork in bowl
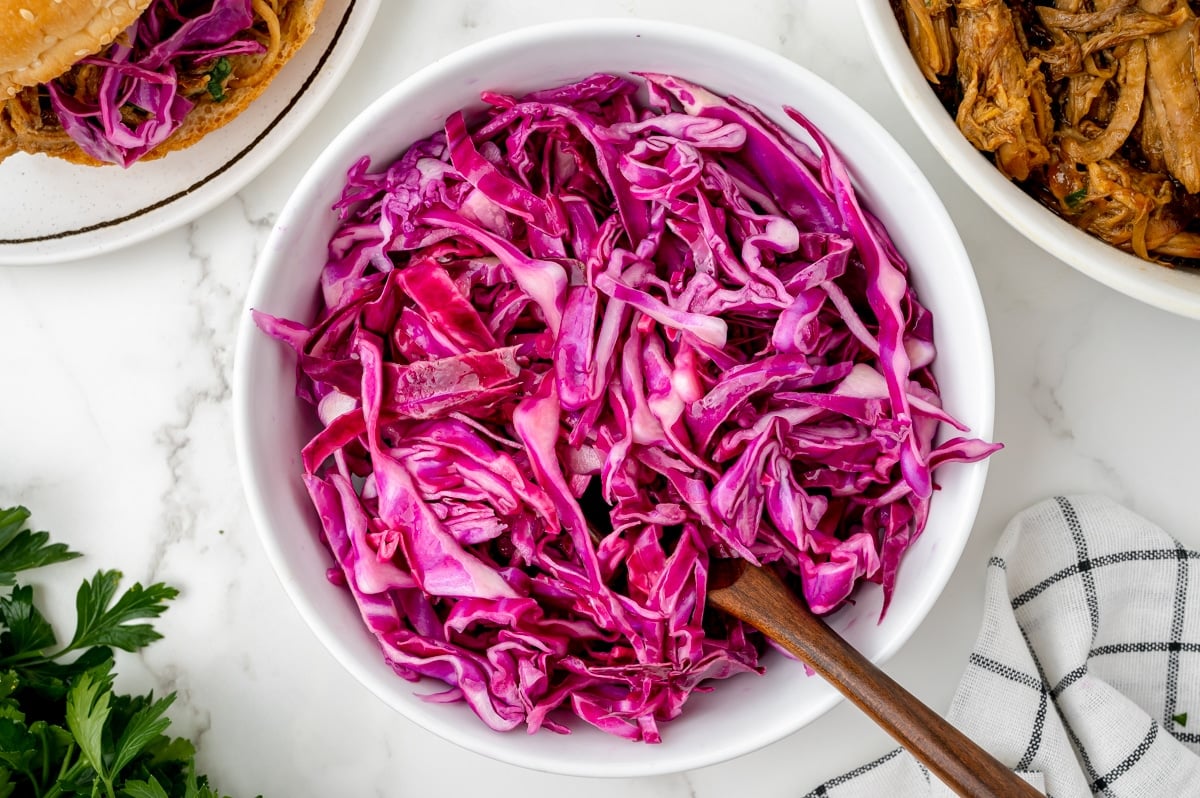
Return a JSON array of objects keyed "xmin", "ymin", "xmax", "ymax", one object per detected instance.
[
  {"xmin": 899, "ymin": 0, "xmax": 1200, "ymax": 262},
  {"xmin": 860, "ymin": 0, "xmax": 1200, "ymax": 317}
]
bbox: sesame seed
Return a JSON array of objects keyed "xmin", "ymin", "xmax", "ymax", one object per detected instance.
[{"xmin": 18, "ymin": 8, "xmax": 35, "ymax": 21}]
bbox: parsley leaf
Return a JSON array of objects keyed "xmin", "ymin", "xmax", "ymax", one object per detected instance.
[
  {"xmin": 207, "ymin": 57, "xmax": 233, "ymax": 103},
  {"xmin": 1064, "ymin": 187, "xmax": 1088, "ymax": 209},
  {"xmin": 112, "ymin": 693, "xmax": 175, "ymax": 775},
  {"xmin": 125, "ymin": 777, "xmax": 172, "ymax": 798},
  {"xmin": 66, "ymin": 670, "xmax": 115, "ymax": 789},
  {"xmin": 64, "ymin": 571, "xmax": 178, "ymax": 654},
  {"xmin": 0, "ymin": 507, "xmax": 80, "ymax": 586},
  {"xmin": 0, "ymin": 585, "xmax": 57, "ymax": 658},
  {"xmin": 146, "ymin": 735, "xmax": 196, "ymax": 769},
  {"xmin": 0, "ymin": 671, "xmax": 18, "ymax": 701},
  {"xmin": 1173, "ymin": 711, "xmax": 1188, "ymax": 727},
  {"xmin": 0, "ymin": 716, "xmax": 37, "ymax": 773}
]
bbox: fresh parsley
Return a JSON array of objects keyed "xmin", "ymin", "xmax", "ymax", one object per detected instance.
[
  {"xmin": 0, "ymin": 507, "xmax": 79, "ymax": 586},
  {"xmin": 0, "ymin": 506, "xmax": 246, "ymax": 798},
  {"xmin": 1173, "ymin": 711, "xmax": 1188, "ymax": 727},
  {"xmin": 1064, "ymin": 187, "xmax": 1088, "ymax": 209},
  {"xmin": 207, "ymin": 58, "xmax": 233, "ymax": 103}
]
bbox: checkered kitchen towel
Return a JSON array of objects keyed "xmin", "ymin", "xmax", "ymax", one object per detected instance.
[{"xmin": 806, "ymin": 495, "xmax": 1200, "ymax": 797}]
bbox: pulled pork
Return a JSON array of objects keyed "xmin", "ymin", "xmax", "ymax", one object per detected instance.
[
  {"xmin": 953, "ymin": 0, "xmax": 1054, "ymax": 181},
  {"xmin": 894, "ymin": 0, "xmax": 1200, "ymax": 264}
]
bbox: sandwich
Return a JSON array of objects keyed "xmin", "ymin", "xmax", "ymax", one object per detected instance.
[{"xmin": 0, "ymin": 0, "xmax": 324, "ymax": 167}]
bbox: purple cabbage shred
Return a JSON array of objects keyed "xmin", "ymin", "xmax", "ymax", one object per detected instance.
[
  {"xmin": 254, "ymin": 73, "xmax": 1001, "ymax": 742},
  {"xmin": 47, "ymin": 0, "xmax": 262, "ymax": 167}
]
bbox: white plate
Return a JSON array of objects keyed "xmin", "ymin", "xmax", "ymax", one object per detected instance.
[{"xmin": 0, "ymin": 0, "xmax": 379, "ymax": 266}]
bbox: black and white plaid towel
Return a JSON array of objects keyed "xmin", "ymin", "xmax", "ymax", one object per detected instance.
[{"xmin": 806, "ymin": 495, "xmax": 1200, "ymax": 797}]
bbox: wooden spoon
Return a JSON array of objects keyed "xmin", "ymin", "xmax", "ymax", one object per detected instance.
[{"xmin": 707, "ymin": 559, "xmax": 1042, "ymax": 798}]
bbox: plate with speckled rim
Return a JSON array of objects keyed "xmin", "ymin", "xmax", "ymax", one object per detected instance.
[{"xmin": 0, "ymin": 0, "xmax": 379, "ymax": 266}]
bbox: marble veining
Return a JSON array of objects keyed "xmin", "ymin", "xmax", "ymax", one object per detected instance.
[{"xmin": 3, "ymin": 1, "xmax": 1200, "ymax": 796}]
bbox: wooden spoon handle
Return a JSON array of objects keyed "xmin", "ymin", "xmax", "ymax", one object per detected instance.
[{"xmin": 708, "ymin": 564, "xmax": 1042, "ymax": 798}]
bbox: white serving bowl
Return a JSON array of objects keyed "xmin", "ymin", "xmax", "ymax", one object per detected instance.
[
  {"xmin": 233, "ymin": 19, "xmax": 994, "ymax": 778},
  {"xmin": 857, "ymin": 0, "xmax": 1200, "ymax": 319}
]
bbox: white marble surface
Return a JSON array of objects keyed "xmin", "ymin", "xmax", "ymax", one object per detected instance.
[{"xmin": 3, "ymin": 2, "xmax": 1200, "ymax": 796}]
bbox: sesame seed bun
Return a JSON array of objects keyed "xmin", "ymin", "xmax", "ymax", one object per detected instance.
[{"xmin": 0, "ymin": 0, "xmax": 155, "ymax": 98}]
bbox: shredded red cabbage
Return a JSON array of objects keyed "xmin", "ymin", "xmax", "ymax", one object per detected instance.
[
  {"xmin": 47, "ymin": 0, "xmax": 262, "ymax": 167},
  {"xmin": 254, "ymin": 73, "xmax": 1001, "ymax": 742}
]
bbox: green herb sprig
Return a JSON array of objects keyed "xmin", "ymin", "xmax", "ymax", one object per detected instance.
[
  {"xmin": 1064, "ymin": 187, "xmax": 1088, "ymax": 210},
  {"xmin": 0, "ymin": 506, "xmax": 244, "ymax": 798},
  {"xmin": 206, "ymin": 58, "xmax": 233, "ymax": 103}
]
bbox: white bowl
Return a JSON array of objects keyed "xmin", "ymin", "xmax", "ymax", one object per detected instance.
[
  {"xmin": 857, "ymin": 0, "xmax": 1200, "ymax": 319},
  {"xmin": 233, "ymin": 19, "xmax": 994, "ymax": 777}
]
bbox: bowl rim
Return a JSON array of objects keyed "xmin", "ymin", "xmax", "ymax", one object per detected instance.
[
  {"xmin": 233, "ymin": 16, "xmax": 995, "ymax": 777},
  {"xmin": 854, "ymin": 0, "xmax": 1200, "ymax": 320}
]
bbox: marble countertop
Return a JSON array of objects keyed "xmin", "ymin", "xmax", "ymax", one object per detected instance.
[{"xmin": 3, "ymin": 2, "xmax": 1199, "ymax": 796}]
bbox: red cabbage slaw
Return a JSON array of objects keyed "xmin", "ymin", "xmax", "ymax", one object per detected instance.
[
  {"xmin": 254, "ymin": 73, "xmax": 1000, "ymax": 742},
  {"xmin": 47, "ymin": 0, "xmax": 262, "ymax": 167}
]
